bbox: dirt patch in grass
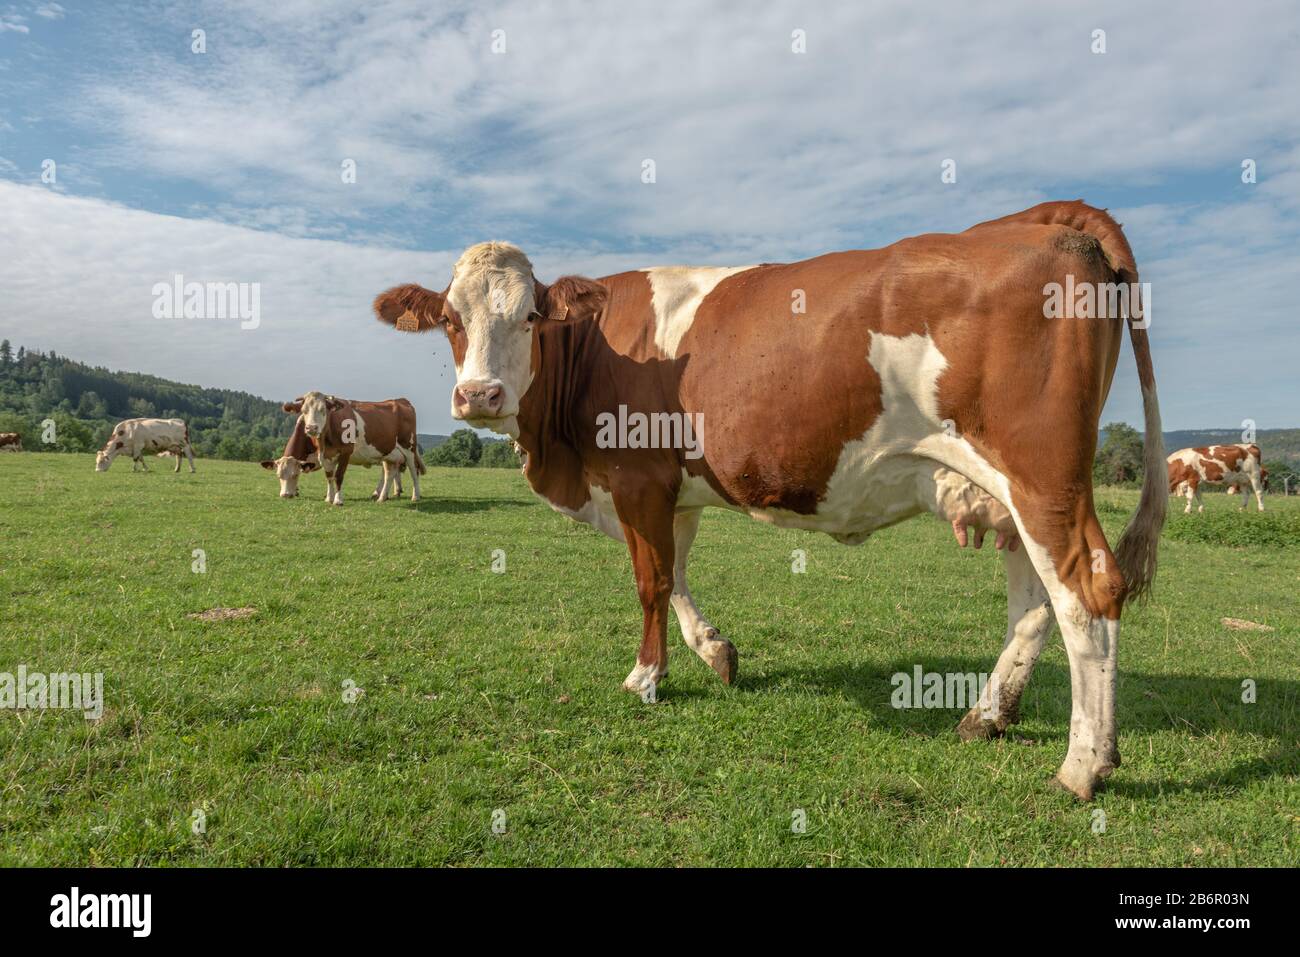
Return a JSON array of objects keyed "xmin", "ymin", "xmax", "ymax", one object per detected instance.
[{"xmin": 187, "ymin": 606, "xmax": 257, "ymax": 622}]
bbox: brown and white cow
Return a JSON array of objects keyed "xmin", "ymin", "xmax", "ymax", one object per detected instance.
[
  {"xmin": 260, "ymin": 413, "xmax": 414, "ymax": 500},
  {"xmin": 1167, "ymin": 444, "xmax": 1265, "ymax": 513},
  {"xmin": 95, "ymin": 418, "xmax": 196, "ymax": 472},
  {"xmin": 372, "ymin": 200, "xmax": 1166, "ymax": 800},
  {"xmin": 260, "ymin": 414, "xmax": 320, "ymax": 498},
  {"xmin": 0, "ymin": 432, "xmax": 21, "ymax": 452},
  {"xmin": 280, "ymin": 393, "xmax": 423, "ymax": 505}
]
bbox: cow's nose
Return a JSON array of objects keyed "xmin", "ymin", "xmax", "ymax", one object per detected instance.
[{"xmin": 452, "ymin": 380, "xmax": 506, "ymax": 419}]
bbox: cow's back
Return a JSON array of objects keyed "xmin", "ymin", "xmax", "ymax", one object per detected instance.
[{"xmin": 590, "ymin": 222, "xmax": 1125, "ymax": 511}]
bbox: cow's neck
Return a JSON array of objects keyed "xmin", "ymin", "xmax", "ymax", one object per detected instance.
[{"xmin": 514, "ymin": 319, "xmax": 601, "ymax": 510}]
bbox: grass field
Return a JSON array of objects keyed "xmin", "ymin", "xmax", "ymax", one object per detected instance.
[{"xmin": 1, "ymin": 453, "xmax": 1296, "ymax": 866}]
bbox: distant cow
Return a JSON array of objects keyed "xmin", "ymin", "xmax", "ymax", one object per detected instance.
[
  {"xmin": 260, "ymin": 413, "xmax": 414, "ymax": 500},
  {"xmin": 371, "ymin": 199, "xmax": 1167, "ymax": 801},
  {"xmin": 280, "ymin": 393, "xmax": 423, "ymax": 505},
  {"xmin": 1168, "ymin": 444, "xmax": 1264, "ymax": 512},
  {"xmin": 0, "ymin": 432, "xmax": 21, "ymax": 452},
  {"xmin": 95, "ymin": 418, "xmax": 196, "ymax": 473}
]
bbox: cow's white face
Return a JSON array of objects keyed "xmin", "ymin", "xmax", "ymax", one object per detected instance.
[
  {"xmin": 261, "ymin": 455, "xmax": 316, "ymax": 497},
  {"xmin": 94, "ymin": 450, "xmax": 111, "ymax": 472},
  {"xmin": 443, "ymin": 243, "xmax": 539, "ymax": 437},
  {"xmin": 296, "ymin": 392, "xmax": 335, "ymax": 439},
  {"xmin": 372, "ymin": 247, "xmax": 607, "ymax": 440}
]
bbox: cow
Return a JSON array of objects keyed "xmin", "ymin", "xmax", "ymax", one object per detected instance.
[
  {"xmin": 0, "ymin": 432, "xmax": 21, "ymax": 452},
  {"xmin": 260, "ymin": 413, "xmax": 416, "ymax": 500},
  {"xmin": 371, "ymin": 200, "xmax": 1166, "ymax": 801},
  {"xmin": 95, "ymin": 418, "xmax": 196, "ymax": 473},
  {"xmin": 280, "ymin": 393, "xmax": 423, "ymax": 505},
  {"xmin": 1167, "ymin": 444, "xmax": 1265, "ymax": 513}
]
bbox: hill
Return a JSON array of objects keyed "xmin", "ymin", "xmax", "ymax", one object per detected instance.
[{"xmin": 0, "ymin": 341, "xmax": 516, "ymax": 467}]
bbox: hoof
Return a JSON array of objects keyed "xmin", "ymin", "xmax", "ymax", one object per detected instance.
[
  {"xmin": 1053, "ymin": 759, "xmax": 1118, "ymax": 801},
  {"xmin": 710, "ymin": 639, "xmax": 738, "ymax": 685},
  {"xmin": 623, "ymin": 662, "xmax": 666, "ymax": 700},
  {"xmin": 956, "ymin": 710, "xmax": 1004, "ymax": 742}
]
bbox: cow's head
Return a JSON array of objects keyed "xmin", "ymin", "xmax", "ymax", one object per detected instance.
[
  {"xmin": 372, "ymin": 243, "xmax": 607, "ymax": 437},
  {"xmin": 94, "ymin": 440, "xmax": 122, "ymax": 472},
  {"xmin": 283, "ymin": 392, "xmax": 342, "ymax": 439},
  {"xmin": 260, "ymin": 455, "xmax": 318, "ymax": 497}
]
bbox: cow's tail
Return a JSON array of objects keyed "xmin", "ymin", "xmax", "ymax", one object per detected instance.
[
  {"xmin": 412, "ymin": 443, "xmax": 426, "ymax": 475},
  {"xmin": 1112, "ymin": 263, "xmax": 1166, "ymax": 604}
]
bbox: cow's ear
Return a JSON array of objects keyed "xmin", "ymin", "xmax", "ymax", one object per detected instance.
[
  {"xmin": 260, "ymin": 459, "xmax": 277, "ymax": 470},
  {"xmin": 325, "ymin": 395, "xmax": 344, "ymax": 410},
  {"xmin": 374, "ymin": 284, "xmax": 445, "ymax": 332},
  {"xmin": 283, "ymin": 399, "xmax": 303, "ymax": 414},
  {"xmin": 540, "ymin": 276, "xmax": 607, "ymax": 323},
  {"xmin": 301, "ymin": 460, "xmax": 319, "ymax": 473}
]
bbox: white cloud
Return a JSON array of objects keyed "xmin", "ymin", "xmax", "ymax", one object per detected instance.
[
  {"xmin": 34, "ymin": 3, "xmax": 64, "ymax": 20},
  {"xmin": 0, "ymin": 13, "xmax": 29, "ymax": 33},
  {"xmin": 0, "ymin": 181, "xmax": 469, "ymax": 432},
  {"xmin": 3, "ymin": 2, "xmax": 1298, "ymax": 431}
]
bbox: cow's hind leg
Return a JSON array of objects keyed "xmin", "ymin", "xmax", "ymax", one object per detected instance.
[
  {"xmin": 670, "ymin": 509, "xmax": 737, "ymax": 684},
  {"xmin": 616, "ymin": 489, "xmax": 676, "ymax": 699},
  {"xmin": 956, "ymin": 543, "xmax": 1053, "ymax": 740},
  {"xmin": 373, "ymin": 463, "xmax": 391, "ymax": 502},
  {"xmin": 401, "ymin": 446, "xmax": 421, "ymax": 501},
  {"xmin": 1011, "ymin": 500, "xmax": 1124, "ymax": 800},
  {"xmin": 1249, "ymin": 475, "xmax": 1264, "ymax": 512}
]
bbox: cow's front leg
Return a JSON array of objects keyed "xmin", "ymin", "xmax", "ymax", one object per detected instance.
[
  {"xmin": 322, "ymin": 457, "xmax": 338, "ymax": 503},
  {"xmin": 957, "ymin": 543, "xmax": 1053, "ymax": 740},
  {"xmin": 1249, "ymin": 477, "xmax": 1265, "ymax": 512},
  {"xmin": 331, "ymin": 457, "xmax": 349, "ymax": 506},
  {"xmin": 616, "ymin": 489, "xmax": 676, "ymax": 700},
  {"xmin": 670, "ymin": 509, "xmax": 737, "ymax": 684}
]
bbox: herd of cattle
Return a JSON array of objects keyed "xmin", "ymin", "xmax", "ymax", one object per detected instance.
[{"xmin": 3, "ymin": 201, "xmax": 1285, "ymax": 799}]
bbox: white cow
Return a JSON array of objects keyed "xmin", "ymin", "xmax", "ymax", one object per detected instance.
[{"xmin": 95, "ymin": 418, "xmax": 196, "ymax": 473}]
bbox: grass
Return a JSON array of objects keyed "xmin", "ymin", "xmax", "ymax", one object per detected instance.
[{"xmin": 0, "ymin": 453, "xmax": 1296, "ymax": 866}]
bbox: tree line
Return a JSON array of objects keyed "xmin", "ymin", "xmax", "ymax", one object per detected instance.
[
  {"xmin": 0, "ymin": 342, "xmax": 519, "ymax": 468},
  {"xmin": 0, "ymin": 341, "xmax": 1288, "ymax": 483}
]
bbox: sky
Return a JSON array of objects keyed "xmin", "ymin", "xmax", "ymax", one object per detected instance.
[{"xmin": 1, "ymin": 0, "xmax": 1297, "ymax": 435}]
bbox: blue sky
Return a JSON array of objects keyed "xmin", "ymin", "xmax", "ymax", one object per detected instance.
[{"xmin": 1, "ymin": 0, "xmax": 1297, "ymax": 434}]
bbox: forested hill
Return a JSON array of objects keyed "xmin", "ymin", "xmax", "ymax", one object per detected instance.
[
  {"xmin": 0, "ymin": 342, "xmax": 293, "ymax": 462},
  {"xmin": 0, "ymin": 341, "xmax": 517, "ymax": 467}
]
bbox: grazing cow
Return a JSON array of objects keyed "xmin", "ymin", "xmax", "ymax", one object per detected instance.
[
  {"xmin": 1167, "ymin": 444, "xmax": 1265, "ymax": 512},
  {"xmin": 0, "ymin": 432, "xmax": 21, "ymax": 452},
  {"xmin": 280, "ymin": 393, "xmax": 423, "ymax": 505},
  {"xmin": 373, "ymin": 200, "xmax": 1165, "ymax": 800},
  {"xmin": 260, "ymin": 414, "xmax": 320, "ymax": 498},
  {"xmin": 95, "ymin": 418, "xmax": 196, "ymax": 473},
  {"xmin": 259, "ymin": 414, "xmax": 414, "ymax": 500}
]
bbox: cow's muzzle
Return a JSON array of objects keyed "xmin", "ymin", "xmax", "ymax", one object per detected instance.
[{"xmin": 452, "ymin": 379, "xmax": 506, "ymax": 420}]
